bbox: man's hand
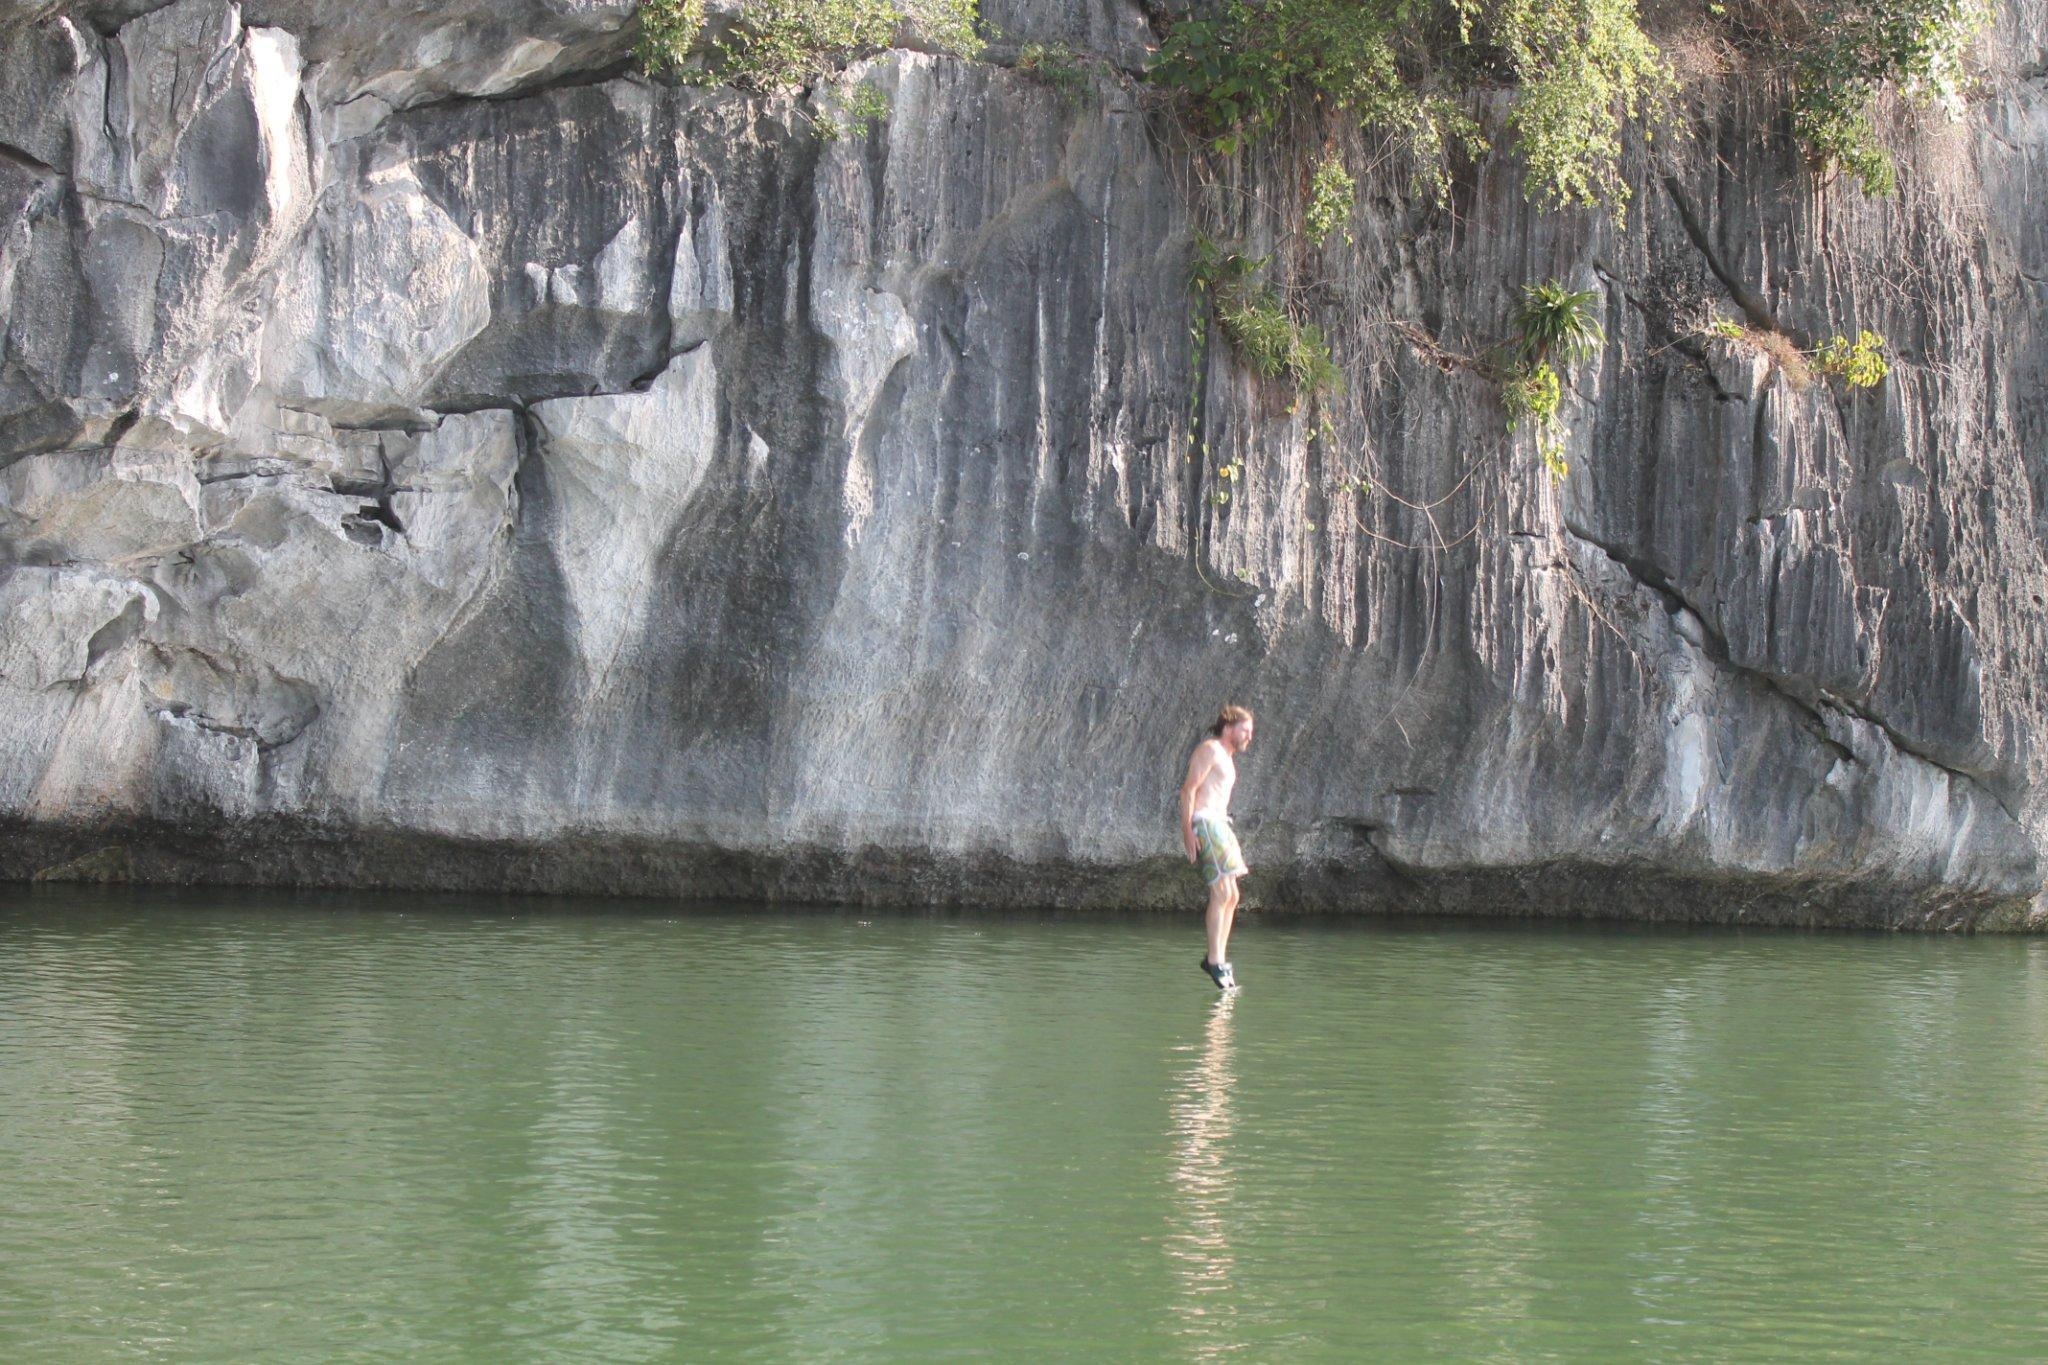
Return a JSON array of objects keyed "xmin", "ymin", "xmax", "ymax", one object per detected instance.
[{"xmin": 1184, "ymin": 828, "xmax": 1199, "ymax": 863}]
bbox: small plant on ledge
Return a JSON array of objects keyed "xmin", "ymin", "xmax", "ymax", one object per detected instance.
[
  {"xmin": 1015, "ymin": 41, "xmax": 1091, "ymax": 109},
  {"xmin": 1811, "ymin": 329, "xmax": 1890, "ymax": 387},
  {"xmin": 1702, "ymin": 318, "xmax": 1890, "ymax": 390},
  {"xmin": 1501, "ymin": 280, "xmax": 1604, "ymax": 482},
  {"xmin": 1304, "ymin": 154, "xmax": 1357, "ymax": 247},
  {"xmin": 1191, "ymin": 234, "xmax": 1341, "ymax": 398},
  {"xmin": 812, "ymin": 81, "xmax": 893, "ymax": 142}
]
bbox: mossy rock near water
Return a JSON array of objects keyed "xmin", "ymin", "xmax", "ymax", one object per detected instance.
[
  {"xmin": 31, "ymin": 845, "xmax": 136, "ymax": 884},
  {"xmin": 0, "ymin": 0, "xmax": 2044, "ymax": 927}
]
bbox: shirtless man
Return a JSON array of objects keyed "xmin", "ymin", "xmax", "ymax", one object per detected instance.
[{"xmin": 1180, "ymin": 704, "xmax": 1254, "ymax": 991}]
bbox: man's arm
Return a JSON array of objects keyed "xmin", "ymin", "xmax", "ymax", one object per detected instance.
[{"xmin": 1178, "ymin": 742, "xmax": 1215, "ymax": 862}]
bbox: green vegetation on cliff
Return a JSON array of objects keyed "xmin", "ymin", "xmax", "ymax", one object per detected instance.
[
  {"xmin": 636, "ymin": 0, "xmax": 1988, "ymax": 207},
  {"xmin": 1147, "ymin": 0, "xmax": 1673, "ymax": 213},
  {"xmin": 637, "ymin": 0, "xmax": 980, "ymax": 89},
  {"xmin": 1144, "ymin": 0, "xmax": 1960, "ymax": 402},
  {"xmin": 1790, "ymin": 0, "xmax": 1990, "ymax": 195},
  {"xmin": 1191, "ymin": 235, "xmax": 1342, "ymax": 396},
  {"xmin": 1503, "ymin": 280, "xmax": 1603, "ymax": 479},
  {"xmin": 630, "ymin": 1, "xmax": 1927, "ymax": 419},
  {"xmin": 1147, "ymin": 0, "xmax": 1989, "ymax": 210}
]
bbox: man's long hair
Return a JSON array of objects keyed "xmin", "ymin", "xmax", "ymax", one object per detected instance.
[{"xmin": 1208, "ymin": 704, "xmax": 1253, "ymax": 738}]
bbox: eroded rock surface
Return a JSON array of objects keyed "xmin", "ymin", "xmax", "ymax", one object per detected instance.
[{"xmin": 2, "ymin": 0, "xmax": 2046, "ymax": 927}]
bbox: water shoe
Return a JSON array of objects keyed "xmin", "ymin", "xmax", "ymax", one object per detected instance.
[{"xmin": 1201, "ymin": 958, "xmax": 1237, "ymax": 991}]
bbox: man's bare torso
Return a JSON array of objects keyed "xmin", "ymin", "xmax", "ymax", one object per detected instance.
[{"xmin": 1190, "ymin": 738, "xmax": 1236, "ymax": 819}]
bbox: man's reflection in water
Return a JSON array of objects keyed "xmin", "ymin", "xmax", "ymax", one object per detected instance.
[{"xmin": 1167, "ymin": 992, "xmax": 1238, "ymax": 1350}]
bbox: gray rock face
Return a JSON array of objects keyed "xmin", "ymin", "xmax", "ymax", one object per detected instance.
[{"xmin": 2, "ymin": 0, "xmax": 2046, "ymax": 927}]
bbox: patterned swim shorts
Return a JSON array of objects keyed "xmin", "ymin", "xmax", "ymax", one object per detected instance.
[{"xmin": 1191, "ymin": 813, "xmax": 1248, "ymax": 886}]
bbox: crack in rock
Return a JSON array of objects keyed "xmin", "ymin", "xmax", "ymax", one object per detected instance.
[{"xmin": 1563, "ymin": 521, "xmax": 2023, "ymax": 827}]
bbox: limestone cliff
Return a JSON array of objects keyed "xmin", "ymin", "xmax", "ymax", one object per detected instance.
[{"xmin": 3, "ymin": 0, "xmax": 2045, "ymax": 927}]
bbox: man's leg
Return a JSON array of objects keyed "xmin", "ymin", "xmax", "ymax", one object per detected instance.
[
  {"xmin": 1221, "ymin": 877, "xmax": 1240, "ymax": 963},
  {"xmin": 1205, "ymin": 874, "xmax": 1240, "ymax": 966}
]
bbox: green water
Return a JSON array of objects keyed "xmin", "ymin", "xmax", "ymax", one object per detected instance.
[{"xmin": 4, "ymin": 890, "xmax": 2048, "ymax": 1360}]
